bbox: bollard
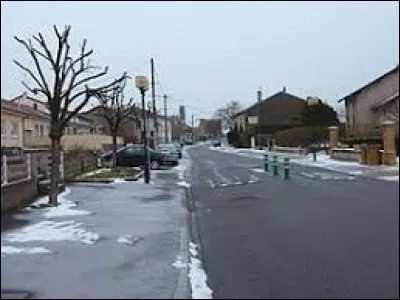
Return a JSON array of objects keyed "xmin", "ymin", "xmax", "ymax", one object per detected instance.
[
  {"xmin": 264, "ymin": 152, "xmax": 269, "ymax": 172},
  {"xmin": 282, "ymin": 156, "xmax": 290, "ymax": 180},
  {"xmin": 273, "ymin": 154, "xmax": 278, "ymax": 176}
]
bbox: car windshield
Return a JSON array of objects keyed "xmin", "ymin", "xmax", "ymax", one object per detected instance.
[{"xmin": 157, "ymin": 144, "xmax": 176, "ymax": 151}]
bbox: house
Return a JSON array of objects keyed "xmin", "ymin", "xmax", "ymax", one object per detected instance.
[
  {"xmin": 4, "ymin": 93, "xmax": 122, "ymax": 151},
  {"xmin": 338, "ymin": 65, "xmax": 399, "ymax": 138},
  {"xmin": 11, "ymin": 92, "xmax": 97, "ymax": 135},
  {"xmin": 83, "ymin": 106, "xmax": 141, "ymax": 144},
  {"xmin": 83, "ymin": 106, "xmax": 173, "ymax": 147},
  {"xmin": 233, "ymin": 88, "xmax": 305, "ymax": 134},
  {"xmin": 197, "ymin": 119, "xmax": 222, "ymax": 140},
  {"xmin": 1, "ymin": 99, "xmax": 50, "ymax": 148}
]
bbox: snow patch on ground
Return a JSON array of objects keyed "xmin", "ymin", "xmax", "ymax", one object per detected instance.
[
  {"xmin": 28, "ymin": 188, "xmax": 91, "ymax": 218},
  {"xmin": 188, "ymin": 242, "xmax": 213, "ymax": 299},
  {"xmin": 177, "ymin": 181, "xmax": 191, "ymax": 188},
  {"xmin": 251, "ymin": 168, "xmax": 265, "ymax": 173},
  {"xmin": 4, "ymin": 220, "xmax": 100, "ymax": 245},
  {"xmin": 112, "ymin": 178, "xmax": 126, "ymax": 184},
  {"xmin": 137, "ymin": 177, "xmax": 156, "ymax": 184},
  {"xmin": 1, "ymin": 245, "xmax": 52, "ymax": 256},
  {"xmin": 378, "ymin": 175, "xmax": 399, "ymax": 182},
  {"xmin": 172, "ymin": 254, "xmax": 187, "ymax": 269},
  {"xmin": 117, "ymin": 235, "xmax": 141, "ymax": 245}
]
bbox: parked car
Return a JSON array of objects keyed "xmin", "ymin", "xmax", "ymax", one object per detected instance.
[
  {"xmin": 173, "ymin": 143, "xmax": 183, "ymax": 158},
  {"xmin": 211, "ymin": 140, "xmax": 221, "ymax": 147},
  {"xmin": 101, "ymin": 144, "xmax": 178, "ymax": 169},
  {"xmin": 157, "ymin": 143, "xmax": 182, "ymax": 159}
]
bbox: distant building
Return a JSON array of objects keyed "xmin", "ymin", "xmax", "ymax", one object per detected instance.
[
  {"xmin": 233, "ymin": 88, "xmax": 305, "ymax": 133},
  {"xmin": 197, "ymin": 119, "xmax": 222, "ymax": 140},
  {"xmin": 179, "ymin": 105, "xmax": 186, "ymax": 125}
]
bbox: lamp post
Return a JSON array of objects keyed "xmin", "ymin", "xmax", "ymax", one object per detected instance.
[
  {"xmin": 135, "ymin": 75, "xmax": 150, "ymax": 184},
  {"xmin": 306, "ymin": 97, "xmax": 320, "ymax": 161}
]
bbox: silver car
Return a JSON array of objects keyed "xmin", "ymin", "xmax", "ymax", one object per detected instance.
[{"xmin": 156, "ymin": 143, "xmax": 180, "ymax": 160}]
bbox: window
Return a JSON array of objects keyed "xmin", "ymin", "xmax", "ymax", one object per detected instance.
[
  {"xmin": 11, "ymin": 121, "xmax": 19, "ymax": 136},
  {"xmin": 35, "ymin": 124, "xmax": 39, "ymax": 136},
  {"xmin": 40, "ymin": 125, "xmax": 44, "ymax": 136}
]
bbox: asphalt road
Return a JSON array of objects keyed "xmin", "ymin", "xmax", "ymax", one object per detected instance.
[{"xmin": 188, "ymin": 145, "xmax": 399, "ymax": 299}]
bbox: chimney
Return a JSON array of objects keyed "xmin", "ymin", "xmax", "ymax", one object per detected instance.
[{"xmin": 257, "ymin": 89, "xmax": 262, "ymax": 102}]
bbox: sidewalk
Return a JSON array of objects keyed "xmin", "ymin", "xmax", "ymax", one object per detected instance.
[
  {"xmin": 210, "ymin": 146, "xmax": 399, "ymax": 182},
  {"xmin": 1, "ymin": 170, "xmax": 190, "ymax": 299}
]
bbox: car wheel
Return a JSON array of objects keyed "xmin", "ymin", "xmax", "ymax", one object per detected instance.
[{"xmin": 150, "ymin": 160, "xmax": 160, "ymax": 170}]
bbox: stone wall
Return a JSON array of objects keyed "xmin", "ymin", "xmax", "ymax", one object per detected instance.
[
  {"xmin": 331, "ymin": 148, "xmax": 361, "ymax": 162},
  {"xmin": 1, "ymin": 178, "xmax": 37, "ymax": 212}
]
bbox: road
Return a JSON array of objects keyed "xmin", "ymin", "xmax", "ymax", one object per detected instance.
[{"xmin": 187, "ymin": 145, "xmax": 399, "ymax": 299}]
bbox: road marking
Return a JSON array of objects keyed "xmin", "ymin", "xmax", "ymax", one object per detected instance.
[
  {"xmin": 233, "ymin": 176, "xmax": 242, "ymax": 185},
  {"xmin": 248, "ymin": 175, "xmax": 260, "ymax": 183},
  {"xmin": 207, "ymin": 179, "xmax": 216, "ymax": 189},
  {"xmin": 205, "ymin": 161, "xmax": 232, "ymax": 185}
]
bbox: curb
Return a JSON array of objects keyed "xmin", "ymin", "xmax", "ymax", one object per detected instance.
[{"xmin": 290, "ymin": 161, "xmax": 399, "ymax": 183}]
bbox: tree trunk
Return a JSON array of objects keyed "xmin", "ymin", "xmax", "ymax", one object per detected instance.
[
  {"xmin": 49, "ymin": 137, "xmax": 61, "ymax": 206},
  {"xmin": 112, "ymin": 134, "xmax": 117, "ymax": 169}
]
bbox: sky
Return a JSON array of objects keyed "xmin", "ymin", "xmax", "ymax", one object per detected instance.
[{"xmin": 1, "ymin": 1, "xmax": 399, "ymax": 124}]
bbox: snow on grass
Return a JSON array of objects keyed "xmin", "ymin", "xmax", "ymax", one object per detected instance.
[
  {"xmin": 117, "ymin": 235, "xmax": 142, "ymax": 245},
  {"xmin": 4, "ymin": 220, "xmax": 100, "ymax": 245},
  {"xmin": 177, "ymin": 181, "xmax": 191, "ymax": 188},
  {"xmin": 378, "ymin": 175, "xmax": 399, "ymax": 182},
  {"xmin": 80, "ymin": 168, "xmax": 108, "ymax": 177},
  {"xmin": 28, "ymin": 188, "xmax": 91, "ymax": 218},
  {"xmin": 188, "ymin": 242, "xmax": 213, "ymax": 299},
  {"xmin": 1, "ymin": 245, "xmax": 52, "ymax": 256}
]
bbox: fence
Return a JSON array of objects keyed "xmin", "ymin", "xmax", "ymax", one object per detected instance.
[{"xmin": 1, "ymin": 154, "xmax": 32, "ymax": 186}]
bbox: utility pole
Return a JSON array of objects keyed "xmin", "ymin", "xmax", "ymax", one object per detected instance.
[
  {"xmin": 150, "ymin": 58, "xmax": 157, "ymax": 148},
  {"xmin": 191, "ymin": 114, "xmax": 195, "ymax": 143},
  {"xmin": 257, "ymin": 88, "xmax": 262, "ymax": 148},
  {"xmin": 163, "ymin": 94, "xmax": 168, "ymax": 143}
]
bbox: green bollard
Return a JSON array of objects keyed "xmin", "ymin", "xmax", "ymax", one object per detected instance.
[
  {"xmin": 264, "ymin": 152, "xmax": 269, "ymax": 172},
  {"xmin": 273, "ymin": 155, "xmax": 278, "ymax": 176},
  {"xmin": 282, "ymin": 156, "xmax": 290, "ymax": 180}
]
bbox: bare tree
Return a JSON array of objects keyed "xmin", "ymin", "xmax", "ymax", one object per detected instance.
[
  {"xmin": 214, "ymin": 101, "xmax": 242, "ymax": 131},
  {"xmin": 93, "ymin": 75, "xmax": 138, "ymax": 168},
  {"xmin": 14, "ymin": 25, "xmax": 123, "ymax": 205}
]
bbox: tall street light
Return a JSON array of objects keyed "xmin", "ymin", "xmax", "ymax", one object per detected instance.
[
  {"xmin": 306, "ymin": 97, "xmax": 320, "ymax": 161},
  {"xmin": 135, "ymin": 75, "xmax": 150, "ymax": 184}
]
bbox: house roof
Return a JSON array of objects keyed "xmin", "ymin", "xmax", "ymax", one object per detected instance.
[
  {"xmin": 338, "ymin": 65, "xmax": 399, "ymax": 103},
  {"xmin": 1, "ymin": 99, "xmax": 50, "ymax": 120},
  {"xmin": 10, "ymin": 93, "xmax": 47, "ymax": 104},
  {"xmin": 233, "ymin": 90, "xmax": 305, "ymax": 118}
]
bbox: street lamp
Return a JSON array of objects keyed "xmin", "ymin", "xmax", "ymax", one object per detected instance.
[
  {"xmin": 135, "ymin": 75, "xmax": 150, "ymax": 184},
  {"xmin": 306, "ymin": 97, "xmax": 321, "ymax": 161}
]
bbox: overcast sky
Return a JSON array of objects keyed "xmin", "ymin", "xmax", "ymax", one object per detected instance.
[{"xmin": 1, "ymin": 1, "xmax": 399, "ymax": 123}]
